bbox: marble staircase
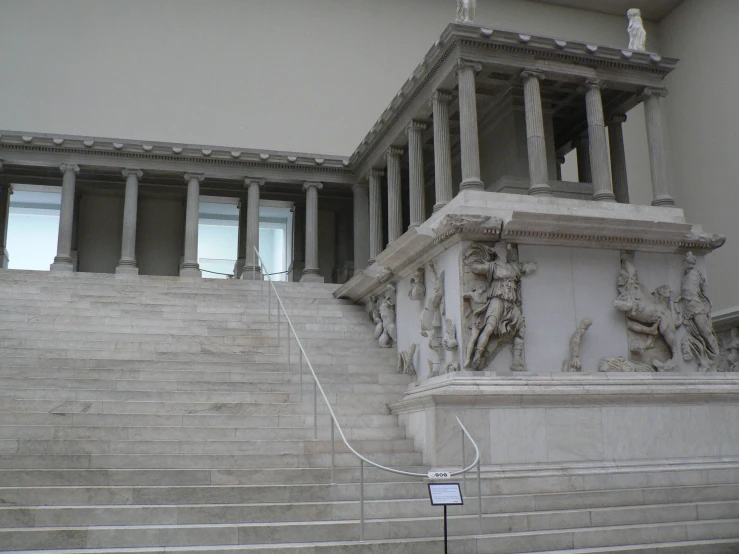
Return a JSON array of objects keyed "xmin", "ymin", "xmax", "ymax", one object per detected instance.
[{"xmin": 0, "ymin": 270, "xmax": 738, "ymax": 553}]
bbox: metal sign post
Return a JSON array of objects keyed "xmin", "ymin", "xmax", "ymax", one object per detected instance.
[{"xmin": 428, "ymin": 482, "xmax": 463, "ymax": 554}]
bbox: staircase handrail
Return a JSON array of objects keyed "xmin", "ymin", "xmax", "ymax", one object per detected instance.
[{"xmin": 251, "ymin": 247, "xmax": 483, "ymax": 539}]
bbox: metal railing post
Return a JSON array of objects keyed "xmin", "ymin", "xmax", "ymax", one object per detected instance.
[
  {"xmin": 287, "ymin": 327, "xmax": 291, "ymax": 372},
  {"xmin": 267, "ymin": 279, "xmax": 271, "ymax": 323},
  {"xmin": 300, "ymin": 351, "xmax": 303, "ymax": 402},
  {"xmin": 477, "ymin": 457, "xmax": 482, "ymax": 534},
  {"xmin": 260, "ymin": 264, "xmax": 264, "ymax": 294},
  {"xmin": 360, "ymin": 459, "xmax": 365, "ymax": 542},
  {"xmin": 462, "ymin": 430, "xmax": 467, "ymax": 494},
  {"xmin": 331, "ymin": 419, "xmax": 335, "ymax": 484},
  {"xmin": 313, "ymin": 380, "xmax": 318, "ymax": 439},
  {"xmin": 277, "ymin": 303, "xmax": 281, "ymax": 347}
]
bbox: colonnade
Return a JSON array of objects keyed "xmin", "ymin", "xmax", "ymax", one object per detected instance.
[
  {"xmin": 352, "ymin": 60, "xmax": 675, "ymax": 270},
  {"xmin": 45, "ymin": 165, "xmax": 324, "ymax": 281}
]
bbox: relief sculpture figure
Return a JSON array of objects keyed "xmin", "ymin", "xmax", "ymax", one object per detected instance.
[
  {"xmin": 408, "ymin": 267, "xmax": 426, "ymax": 301},
  {"xmin": 679, "ymin": 252, "xmax": 720, "ymax": 371},
  {"xmin": 420, "ymin": 262, "xmax": 444, "ymax": 338},
  {"xmin": 612, "ymin": 253, "xmax": 680, "ymax": 370},
  {"xmin": 377, "ymin": 287, "xmax": 397, "ymax": 348},
  {"xmin": 562, "ymin": 318, "xmax": 593, "ymax": 372},
  {"xmin": 463, "ymin": 244, "xmax": 537, "ymax": 371},
  {"xmin": 627, "ymin": 8, "xmax": 647, "ymax": 51}
]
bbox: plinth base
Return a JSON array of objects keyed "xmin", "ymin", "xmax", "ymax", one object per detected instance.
[
  {"xmin": 179, "ymin": 267, "xmax": 202, "ymax": 278},
  {"xmin": 300, "ymin": 270, "xmax": 324, "ymax": 283},
  {"xmin": 115, "ymin": 265, "xmax": 139, "ymax": 276},
  {"xmin": 50, "ymin": 261, "xmax": 74, "ymax": 273}
]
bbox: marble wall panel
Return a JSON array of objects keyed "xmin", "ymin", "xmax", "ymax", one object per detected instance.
[
  {"xmin": 545, "ymin": 407, "xmax": 604, "ymax": 462},
  {"xmin": 489, "ymin": 407, "xmax": 547, "ymax": 465}
]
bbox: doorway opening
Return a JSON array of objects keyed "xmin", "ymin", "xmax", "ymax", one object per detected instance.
[{"xmin": 6, "ymin": 184, "xmax": 61, "ymax": 271}]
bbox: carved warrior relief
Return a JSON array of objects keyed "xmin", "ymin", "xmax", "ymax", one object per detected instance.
[
  {"xmin": 678, "ymin": 252, "xmax": 720, "ymax": 371},
  {"xmin": 611, "ymin": 252, "xmax": 680, "ymax": 371},
  {"xmin": 370, "ymin": 286, "xmax": 397, "ymax": 348},
  {"xmin": 408, "ymin": 267, "xmax": 426, "ymax": 301},
  {"xmin": 420, "ymin": 262, "xmax": 445, "ymax": 353},
  {"xmin": 718, "ymin": 328, "xmax": 739, "ymax": 372},
  {"xmin": 462, "ymin": 244, "xmax": 537, "ymax": 371},
  {"xmin": 397, "ymin": 344, "xmax": 417, "ymax": 376}
]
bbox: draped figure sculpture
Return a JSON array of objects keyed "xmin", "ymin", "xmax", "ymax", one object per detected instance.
[
  {"xmin": 463, "ymin": 244, "xmax": 537, "ymax": 371},
  {"xmin": 679, "ymin": 252, "xmax": 720, "ymax": 371},
  {"xmin": 455, "ymin": 0, "xmax": 476, "ymax": 24},
  {"xmin": 627, "ymin": 8, "xmax": 647, "ymax": 51}
]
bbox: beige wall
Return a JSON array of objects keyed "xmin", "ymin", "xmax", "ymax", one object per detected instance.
[
  {"xmin": 659, "ymin": 0, "xmax": 739, "ymax": 311},
  {"xmin": 0, "ymin": 0, "xmax": 656, "ymax": 155}
]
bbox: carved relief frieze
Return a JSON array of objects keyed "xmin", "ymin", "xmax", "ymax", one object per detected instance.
[
  {"xmin": 397, "ymin": 344, "xmax": 417, "ymax": 375},
  {"xmin": 462, "ymin": 243, "xmax": 537, "ymax": 371},
  {"xmin": 370, "ymin": 285, "xmax": 397, "ymax": 349},
  {"xmin": 420, "ymin": 262, "xmax": 445, "ymax": 355},
  {"xmin": 678, "ymin": 252, "xmax": 720, "ymax": 371},
  {"xmin": 612, "ymin": 252, "xmax": 680, "ymax": 371},
  {"xmin": 562, "ymin": 318, "xmax": 593, "ymax": 372},
  {"xmin": 408, "ymin": 267, "xmax": 426, "ymax": 301}
]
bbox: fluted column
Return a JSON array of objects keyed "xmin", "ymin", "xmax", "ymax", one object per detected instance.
[
  {"xmin": 301, "ymin": 181, "xmax": 323, "ymax": 283},
  {"xmin": 584, "ymin": 79, "xmax": 616, "ymax": 202},
  {"xmin": 521, "ymin": 69, "xmax": 552, "ymax": 196},
  {"xmin": 406, "ymin": 121, "xmax": 427, "ymax": 226},
  {"xmin": 50, "ymin": 163, "xmax": 79, "ymax": 272},
  {"xmin": 181, "ymin": 173, "xmax": 203, "ymax": 278},
  {"xmin": 456, "ymin": 59, "xmax": 484, "ymax": 191},
  {"xmin": 234, "ymin": 199, "xmax": 248, "ymax": 278},
  {"xmin": 242, "ymin": 178, "xmax": 264, "ymax": 279},
  {"xmin": 353, "ymin": 183, "xmax": 370, "ymax": 271},
  {"xmin": 642, "ymin": 87, "xmax": 675, "ymax": 207},
  {"xmin": 431, "ymin": 91, "xmax": 453, "ymax": 210},
  {"xmin": 368, "ymin": 169, "xmax": 384, "ymax": 263},
  {"xmin": 115, "ymin": 169, "xmax": 142, "ymax": 275},
  {"xmin": 386, "ymin": 147, "xmax": 403, "ymax": 243},
  {"xmin": 0, "ymin": 163, "xmax": 11, "ymax": 269},
  {"xmin": 608, "ymin": 114, "xmax": 630, "ymax": 204},
  {"xmin": 574, "ymin": 137, "xmax": 592, "ymax": 183}
]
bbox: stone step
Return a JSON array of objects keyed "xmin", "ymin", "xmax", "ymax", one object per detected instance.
[
  {"xmin": 0, "ymin": 451, "xmax": 425, "ymax": 469},
  {"xmin": 0, "ymin": 467, "xmax": 427, "ymax": 487},
  {"xmin": 1, "ymin": 517, "xmax": 737, "ymax": 551},
  {"xmin": 0, "ymin": 375, "xmax": 408, "ymax": 393},
  {"xmin": 0, "ymin": 425, "xmax": 407, "ymax": 442}
]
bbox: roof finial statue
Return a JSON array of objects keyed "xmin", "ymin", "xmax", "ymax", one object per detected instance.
[
  {"xmin": 627, "ymin": 8, "xmax": 647, "ymax": 51},
  {"xmin": 455, "ymin": 0, "xmax": 476, "ymax": 24}
]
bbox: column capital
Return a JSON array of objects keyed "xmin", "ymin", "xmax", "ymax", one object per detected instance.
[
  {"xmin": 456, "ymin": 58, "xmax": 483, "ymax": 75},
  {"xmin": 303, "ymin": 181, "xmax": 323, "ymax": 192},
  {"xmin": 584, "ymin": 78, "xmax": 604, "ymax": 91},
  {"xmin": 386, "ymin": 146, "xmax": 404, "ymax": 158},
  {"xmin": 640, "ymin": 86, "xmax": 668, "ymax": 99},
  {"xmin": 60, "ymin": 163, "xmax": 80, "ymax": 175},
  {"xmin": 406, "ymin": 120, "xmax": 428, "ymax": 135},
  {"xmin": 431, "ymin": 90, "xmax": 453, "ymax": 105},
  {"xmin": 122, "ymin": 168, "xmax": 143, "ymax": 179},
  {"xmin": 520, "ymin": 69, "xmax": 545, "ymax": 82},
  {"xmin": 608, "ymin": 113, "xmax": 628, "ymax": 125},
  {"xmin": 184, "ymin": 173, "xmax": 205, "ymax": 183},
  {"xmin": 368, "ymin": 168, "xmax": 385, "ymax": 179},
  {"xmin": 244, "ymin": 178, "xmax": 265, "ymax": 188},
  {"xmin": 557, "ymin": 156, "xmax": 566, "ymax": 165},
  {"xmin": 352, "ymin": 182, "xmax": 368, "ymax": 194}
]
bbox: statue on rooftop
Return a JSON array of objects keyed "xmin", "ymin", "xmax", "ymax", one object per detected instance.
[
  {"xmin": 455, "ymin": 0, "xmax": 476, "ymax": 24},
  {"xmin": 678, "ymin": 252, "xmax": 720, "ymax": 371},
  {"xmin": 462, "ymin": 244, "xmax": 537, "ymax": 371},
  {"xmin": 627, "ymin": 8, "xmax": 647, "ymax": 51}
]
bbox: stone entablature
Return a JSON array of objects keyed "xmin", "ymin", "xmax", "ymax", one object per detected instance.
[
  {"xmin": 349, "ymin": 23, "xmax": 678, "ymax": 180},
  {"xmin": 0, "ymin": 131, "xmax": 353, "ymax": 185}
]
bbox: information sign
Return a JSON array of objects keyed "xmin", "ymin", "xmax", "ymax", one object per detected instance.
[
  {"xmin": 428, "ymin": 482, "xmax": 463, "ymax": 506},
  {"xmin": 427, "ymin": 471, "xmax": 451, "ymax": 479}
]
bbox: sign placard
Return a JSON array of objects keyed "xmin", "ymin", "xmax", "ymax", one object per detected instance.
[
  {"xmin": 427, "ymin": 471, "xmax": 451, "ymax": 479},
  {"xmin": 428, "ymin": 482, "xmax": 463, "ymax": 506}
]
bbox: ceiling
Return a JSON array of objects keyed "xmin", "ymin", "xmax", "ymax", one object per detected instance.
[{"xmin": 529, "ymin": 0, "xmax": 684, "ymax": 21}]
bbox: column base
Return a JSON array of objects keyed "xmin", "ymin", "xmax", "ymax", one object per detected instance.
[
  {"xmin": 179, "ymin": 265, "xmax": 202, "ymax": 278},
  {"xmin": 651, "ymin": 195, "xmax": 676, "ymax": 207},
  {"xmin": 240, "ymin": 265, "xmax": 261, "ymax": 280},
  {"xmin": 528, "ymin": 184, "xmax": 553, "ymax": 196},
  {"xmin": 459, "ymin": 179, "xmax": 484, "ymax": 191},
  {"xmin": 0, "ymin": 248, "xmax": 8, "ymax": 269},
  {"xmin": 432, "ymin": 202, "xmax": 448, "ymax": 212},
  {"xmin": 592, "ymin": 191, "xmax": 617, "ymax": 202},
  {"xmin": 50, "ymin": 256, "xmax": 74, "ymax": 273},
  {"xmin": 300, "ymin": 269, "xmax": 324, "ymax": 283},
  {"xmin": 115, "ymin": 265, "xmax": 139, "ymax": 276}
]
